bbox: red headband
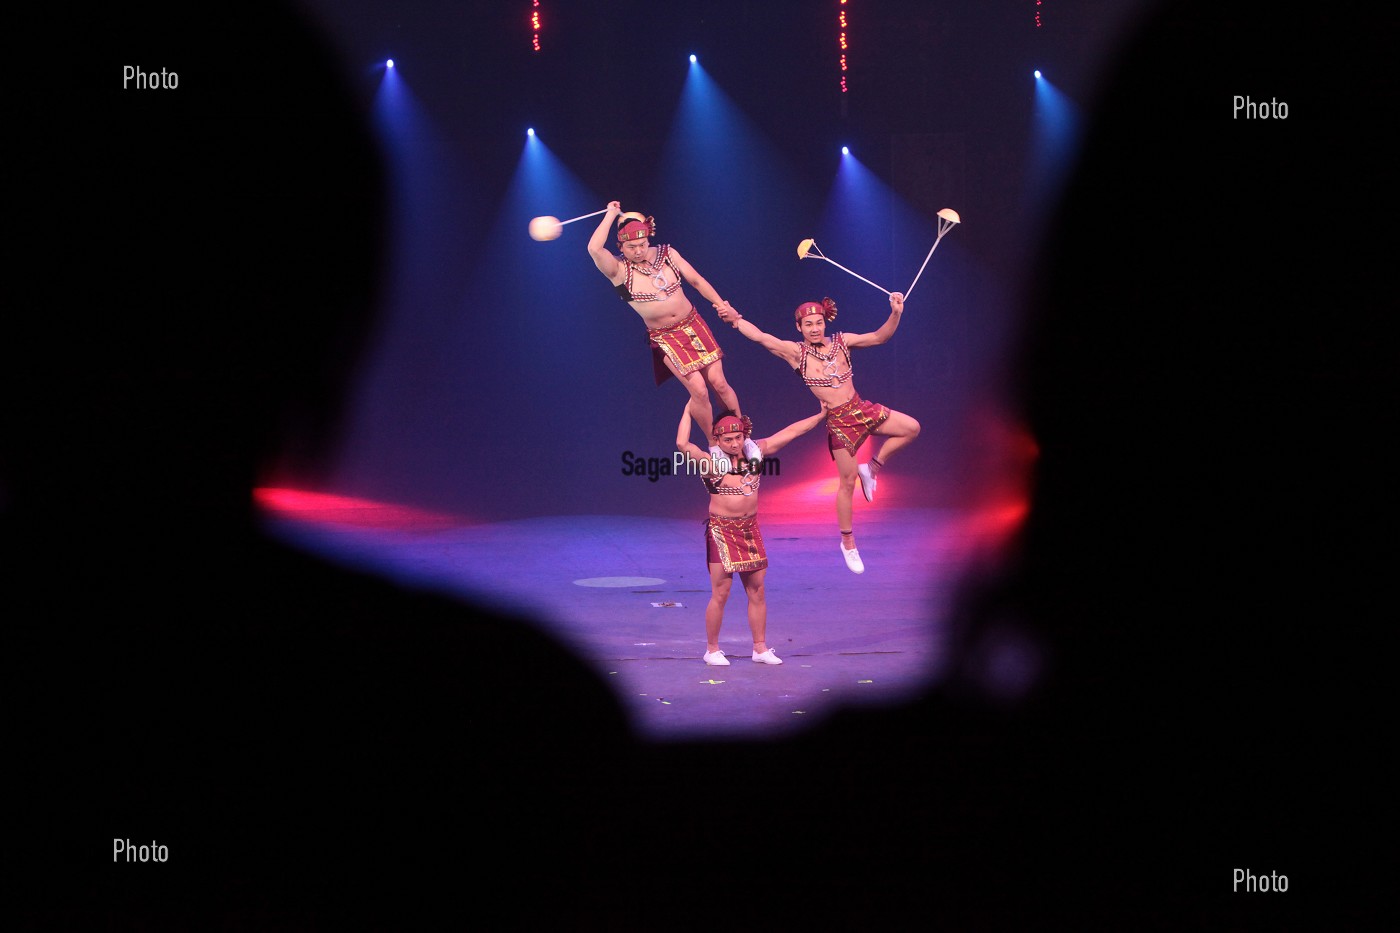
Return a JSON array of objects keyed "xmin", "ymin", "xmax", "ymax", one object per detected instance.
[
  {"xmin": 617, "ymin": 214, "xmax": 655, "ymax": 242},
  {"xmin": 712, "ymin": 414, "xmax": 752, "ymax": 440},
  {"xmin": 795, "ymin": 297, "xmax": 838, "ymax": 322}
]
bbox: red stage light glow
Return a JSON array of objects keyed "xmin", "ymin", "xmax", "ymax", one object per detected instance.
[
  {"xmin": 531, "ymin": 2, "xmax": 541, "ymax": 52},
  {"xmin": 254, "ymin": 487, "xmax": 468, "ymax": 532}
]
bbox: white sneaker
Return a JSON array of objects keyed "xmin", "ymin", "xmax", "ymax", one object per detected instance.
[
  {"xmin": 703, "ymin": 649, "xmax": 730, "ymax": 666},
  {"xmin": 857, "ymin": 463, "xmax": 877, "ymax": 502},
  {"xmin": 743, "ymin": 437, "xmax": 763, "ymax": 464},
  {"xmin": 752, "ymin": 648, "xmax": 783, "ymax": 665},
  {"xmin": 709, "ymin": 446, "xmax": 732, "ymax": 474},
  {"xmin": 840, "ymin": 543, "xmax": 865, "ymax": 574}
]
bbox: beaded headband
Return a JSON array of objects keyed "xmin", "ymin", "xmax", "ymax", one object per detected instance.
[
  {"xmin": 616, "ymin": 213, "xmax": 655, "ymax": 242},
  {"xmin": 712, "ymin": 414, "xmax": 753, "ymax": 440},
  {"xmin": 795, "ymin": 297, "xmax": 838, "ymax": 322}
]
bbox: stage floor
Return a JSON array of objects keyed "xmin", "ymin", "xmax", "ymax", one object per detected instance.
[{"xmin": 262, "ymin": 500, "xmax": 1006, "ymax": 741}]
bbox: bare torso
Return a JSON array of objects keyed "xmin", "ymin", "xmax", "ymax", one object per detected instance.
[
  {"xmin": 612, "ymin": 246, "xmax": 694, "ymax": 329},
  {"xmin": 704, "ymin": 466, "xmax": 762, "ymax": 519},
  {"xmin": 795, "ymin": 337, "xmax": 859, "ymax": 408}
]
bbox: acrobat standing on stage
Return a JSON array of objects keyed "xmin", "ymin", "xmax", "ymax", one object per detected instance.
[
  {"xmin": 675, "ymin": 402, "xmax": 826, "ymax": 665},
  {"xmin": 715, "ymin": 293, "xmax": 920, "ymax": 574},
  {"xmin": 588, "ymin": 201, "xmax": 761, "ymax": 466}
]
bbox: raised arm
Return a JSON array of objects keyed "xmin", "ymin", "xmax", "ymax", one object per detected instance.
[
  {"xmin": 843, "ymin": 291, "xmax": 906, "ymax": 348},
  {"xmin": 587, "ymin": 201, "xmax": 623, "ymax": 279},
  {"xmin": 675, "ymin": 403, "xmax": 711, "ymax": 464},
  {"xmin": 756, "ymin": 402, "xmax": 828, "ymax": 457},
  {"xmin": 714, "ymin": 302, "xmax": 801, "ymax": 366}
]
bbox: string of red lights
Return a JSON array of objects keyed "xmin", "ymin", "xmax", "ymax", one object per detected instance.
[
  {"xmin": 839, "ymin": 0, "xmax": 849, "ymax": 93},
  {"xmin": 531, "ymin": 1, "xmax": 541, "ymax": 52},
  {"xmin": 1035, "ymin": 0, "xmax": 1044, "ymax": 28}
]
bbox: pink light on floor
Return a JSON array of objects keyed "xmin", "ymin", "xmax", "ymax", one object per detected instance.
[{"xmin": 254, "ymin": 487, "xmax": 469, "ymax": 532}]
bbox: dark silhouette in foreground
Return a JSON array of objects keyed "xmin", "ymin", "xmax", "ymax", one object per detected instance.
[{"xmin": 8, "ymin": 2, "xmax": 1382, "ymax": 928}]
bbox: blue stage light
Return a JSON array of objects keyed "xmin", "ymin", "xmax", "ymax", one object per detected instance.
[
  {"xmin": 527, "ymin": 128, "xmax": 535, "ymax": 137},
  {"xmin": 1034, "ymin": 69, "xmax": 1042, "ymax": 79},
  {"xmin": 387, "ymin": 59, "xmax": 395, "ymax": 69},
  {"xmin": 689, "ymin": 54, "xmax": 697, "ymax": 64},
  {"xmin": 841, "ymin": 146, "xmax": 849, "ymax": 155}
]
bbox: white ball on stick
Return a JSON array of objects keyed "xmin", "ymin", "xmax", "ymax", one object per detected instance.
[{"xmin": 528, "ymin": 215, "xmax": 563, "ymax": 241}]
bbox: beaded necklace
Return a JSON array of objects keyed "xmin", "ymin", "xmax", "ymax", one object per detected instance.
[
  {"xmin": 630, "ymin": 252, "xmax": 668, "ymax": 289},
  {"xmin": 798, "ymin": 332, "xmax": 852, "ymax": 386},
  {"xmin": 704, "ymin": 462, "xmax": 761, "ymax": 497},
  {"xmin": 622, "ymin": 244, "xmax": 683, "ymax": 301}
]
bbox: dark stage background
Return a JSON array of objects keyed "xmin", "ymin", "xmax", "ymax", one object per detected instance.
[
  {"xmin": 8, "ymin": 0, "xmax": 1387, "ymax": 928},
  {"xmin": 264, "ymin": 0, "xmax": 1148, "ymax": 521}
]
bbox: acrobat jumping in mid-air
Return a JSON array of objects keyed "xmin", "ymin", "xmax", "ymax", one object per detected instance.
[
  {"xmin": 588, "ymin": 201, "xmax": 761, "ymax": 467},
  {"xmin": 716, "ymin": 292, "xmax": 920, "ymax": 574}
]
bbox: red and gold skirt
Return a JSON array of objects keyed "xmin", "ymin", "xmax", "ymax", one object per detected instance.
[
  {"xmin": 705, "ymin": 514, "xmax": 768, "ymax": 573},
  {"xmin": 649, "ymin": 306, "xmax": 722, "ymax": 386},
  {"xmin": 825, "ymin": 394, "xmax": 891, "ymax": 458}
]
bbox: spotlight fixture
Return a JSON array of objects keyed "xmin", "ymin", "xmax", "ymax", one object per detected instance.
[
  {"xmin": 527, "ymin": 128, "xmax": 535, "ymax": 137},
  {"xmin": 841, "ymin": 146, "xmax": 850, "ymax": 155},
  {"xmin": 689, "ymin": 54, "xmax": 697, "ymax": 64},
  {"xmin": 1034, "ymin": 69, "xmax": 1042, "ymax": 79},
  {"xmin": 387, "ymin": 59, "xmax": 395, "ymax": 68}
]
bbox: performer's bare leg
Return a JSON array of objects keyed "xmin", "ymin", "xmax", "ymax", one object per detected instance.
[
  {"xmin": 667, "ymin": 361, "xmax": 714, "ymax": 441},
  {"xmin": 832, "ymin": 446, "xmax": 867, "ymax": 572},
  {"xmin": 701, "ymin": 358, "xmax": 763, "ymax": 461},
  {"xmin": 868, "ymin": 410, "xmax": 921, "ymax": 476},
  {"xmin": 833, "ymin": 446, "xmax": 860, "ymax": 548},
  {"xmin": 740, "ymin": 568, "xmax": 768, "ymax": 653},
  {"xmin": 705, "ymin": 563, "xmax": 733, "ymax": 653},
  {"xmin": 700, "ymin": 358, "xmax": 741, "ymax": 419}
]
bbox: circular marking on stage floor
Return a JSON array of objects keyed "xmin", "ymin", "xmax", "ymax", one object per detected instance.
[{"xmin": 573, "ymin": 576, "xmax": 667, "ymax": 587}]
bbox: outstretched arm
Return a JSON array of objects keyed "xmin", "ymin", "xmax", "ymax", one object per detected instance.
[
  {"xmin": 844, "ymin": 291, "xmax": 905, "ymax": 348},
  {"xmin": 676, "ymin": 404, "xmax": 711, "ymax": 463},
  {"xmin": 757, "ymin": 402, "xmax": 828, "ymax": 457},
  {"xmin": 714, "ymin": 303, "xmax": 801, "ymax": 366},
  {"xmin": 587, "ymin": 201, "xmax": 623, "ymax": 279},
  {"xmin": 667, "ymin": 247, "xmax": 726, "ymax": 308}
]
